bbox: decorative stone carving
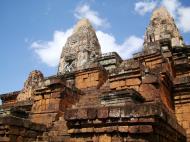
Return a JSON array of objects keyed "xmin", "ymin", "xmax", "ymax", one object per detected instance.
[
  {"xmin": 17, "ymin": 70, "xmax": 44, "ymax": 102},
  {"xmin": 144, "ymin": 7, "xmax": 184, "ymax": 48},
  {"xmin": 58, "ymin": 18, "xmax": 101, "ymax": 74}
]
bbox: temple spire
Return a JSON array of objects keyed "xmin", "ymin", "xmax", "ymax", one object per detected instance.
[
  {"xmin": 73, "ymin": 18, "xmax": 94, "ymax": 33},
  {"xmin": 58, "ymin": 18, "xmax": 101, "ymax": 74},
  {"xmin": 144, "ymin": 6, "xmax": 183, "ymax": 48}
]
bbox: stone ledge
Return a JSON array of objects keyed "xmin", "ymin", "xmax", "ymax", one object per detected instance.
[
  {"xmin": 0, "ymin": 115, "xmax": 46, "ymax": 132},
  {"xmin": 65, "ymin": 102, "xmax": 186, "ymax": 137}
]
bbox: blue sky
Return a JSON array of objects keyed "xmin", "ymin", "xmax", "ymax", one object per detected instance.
[{"xmin": 0, "ymin": 0, "xmax": 190, "ymax": 94}]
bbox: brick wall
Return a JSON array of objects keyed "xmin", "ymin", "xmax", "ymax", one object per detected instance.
[
  {"xmin": 75, "ymin": 67, "xmax": 107, "ymax": 89},
  {"xmin": 0, "ymin": 116, "xmax": 46, "ymax": 142}
]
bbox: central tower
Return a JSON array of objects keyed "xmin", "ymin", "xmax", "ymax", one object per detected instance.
[{"xmin": 58, "ymin": 19, "xmax": 101, "ymax": 74}]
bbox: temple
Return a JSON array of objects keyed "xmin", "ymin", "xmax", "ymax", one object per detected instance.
[{"xmin": 0, "ymin": 7, "xmax": 190, "ymax": 142}]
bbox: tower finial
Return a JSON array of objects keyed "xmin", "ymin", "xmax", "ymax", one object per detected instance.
[{"xmin": 73, "ymin": 18, "xmax": 94, "ymax": 33}]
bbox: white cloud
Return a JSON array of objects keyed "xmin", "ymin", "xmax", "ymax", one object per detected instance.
[
  {"xmin": 161, "ymin": 0, "xmax": 180, "ymax": 17},
  {"xmin": 120, "ymin": 36, "xmax": 144, "ymax": 58},
  {"xmin": 135, "ymin": 0, "xmax": 190, "ymax": 33},
  {"xmin": 135, "ymin": 0, "xmax": 157, "ymax": 15},
  {"xmin": 74, "ymin": 4, "xmax": 109, "ymax": 28},
  {"xmin": 177, "ymin": 7, "xmax": 190, "ymax": 33},
  {"xmin": 31, "ymin": 3, "xmax": 143, "ymax": 67},
  {"xmin": 162, "ymin": 0, "xmax": 190, "ymax": 33},
  {"xmin": 31, "ymin": 29, "xmax": 73, "ymax": 67},
  {"xmin": 97, "ymin": 31, "xmax": 143, "ymax": 59},
  {"xmin": 31, "ymin": 29, "xmax": 143, "ymax": 67}
]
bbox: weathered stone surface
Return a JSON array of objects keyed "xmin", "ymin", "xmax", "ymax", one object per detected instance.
[
  {"xmin": 17, "ymin": 70, "xmax": 44, "ymax": 102},
  {"xmin": 139, "ymin": 84, "xmax": 159, "ymax": 101},
  {"xmin": 144, "ymin": 7, "xmax": 183, "ymax": 48},
  {"xmin": 87, "ymin": 108, "xmax": 97, "ymax": 119},
  {"xmin": 97, "ymin": 107, "xmax": 109, "ymax": 119},
  {"xmin": 142, "ymin": 75, "xmax": 158, "ymax": 84},
  {"xmin": 0, "ymin": 116, "xmax": 45, "ymax": 142},
  {"xmin": 125, "ymin": 78, "xmax": 141, "ymax": 86},
  {"xmin": 109, "ymin": 107, "xmax": 120, "ymax": 117},
  {"xmin": 99, "ymin": 134, "xmax": 111, "ymax": 142},
  {"xmin": 77, "ymin": 108, "xmax": 88, "ymax": 119},
  {"xmin": 65, "ymin": 109, "xmax": 78, "ymax": 120},
  {"xmin": 0, "ymin": 6, "xmax": 189, "ymax": 142},
  {"xmin": 58, "ymin": 19, "xmax": 101, "ymax": 74},
  {"xmin": 75, "ymin": 67, "xmax": 107, "ymax": 89}
]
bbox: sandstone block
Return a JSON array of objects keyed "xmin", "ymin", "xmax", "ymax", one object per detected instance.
[
  {"xmin": 87, "ymin": 108, "xmax": 97, "ymax": 119},
  {"xmin": 110, "ymin": 81, "xmax": 119, "ymax": 89},
  {"xmin": 47, "ymin": 98, "xmax": 60, "ymax": 111},
  {"xmin": 44, "ymin": 94, "xmax": 51, "ymax": 99},
  {"xmin": 128, "ymin": 126, "xmax": 139, "ymax": 133},
  {"xmin": 142, "ymin": 75, "xmax": 158, "ymax": 84},
  {"xmin": 33, "ymin": 95, "xmax": 42, "ymax": 101},
  {"xmin": 182, "ymin": 121, "xmax": 189, "ymax": 129},
  {"xmin": 112, "ymin": 136, "xmax": 123, "ymax": 142},
  {"xmin": 82, "ymin": 74, "xmax": 88, "ymax": 79},
  {"xmin": 105, "ymin": 126, "xmax": 117, "ymax": 132},
  {"xmin": 93, "ymin": 72, "xmax": 99, "ymax": 80},
  {"xmin": 97, "ymin": 107, "xmax": 109, "ymax": 119},
  {"xmin": 51, "ymin": 92, "xmax": 61, "ymax": 98},
  {"xmin": 129, "ymin": 85, "xmax": 139, "ymax": 91},
  {"xmin": 118, "ymin": 126, "xmax": 129, "ymax": 132},
  {"xmin": 99, "ymin": 134, "xmax": 111, "ymax": 142},
  {"xmin": 65, "ymin": 109, "xmax": 78, "ymax": 120},
  {"xmin": 139, "ymin": 84, "xmax": 159, "ymax": 101},
  {"xmin": 77, "ymin": 109, "xmax": 88, "ymax": 119},
  {"xmin": 139, "ymin": 125, "xmax": 153, "ymax": 133},
  {"xmin": 109, "ymin": 107, "xmax": 120, "ymax": 117},
  {"xmin": 126, "ymin": 78, "xmax": 141, "ymax": 86}
]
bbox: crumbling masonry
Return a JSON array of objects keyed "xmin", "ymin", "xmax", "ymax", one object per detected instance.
[{"xmin": 0, "ymin": 7, "xmax": 190, "ymax": 142}]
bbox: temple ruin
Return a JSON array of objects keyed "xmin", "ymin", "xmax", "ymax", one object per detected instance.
[{"xmin": 0, "ymin": 7, "xmax": 190, "ymax": 142}]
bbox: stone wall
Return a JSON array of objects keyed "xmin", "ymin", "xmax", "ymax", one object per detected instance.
[
  {"xmin": 17, "ymin": 70, "xmax": 44, "ymax": 102},
  {"xmin": 173, "ymin": 47, "xmax": 190, "ymax": 141},
  {"xmin": 75, "ymin": 66, "xmax": 107, "ymax": 90},
  {"xmin": 65, "ymin": 102, "xmax": 186, "ymax": 142},
  {"xmin": 0, "ymin": 115, "xmax": 46, "ymax": 142},
  {"xmin": 30, "ymin": 77, "xmax": 80, "ymax": 127}
]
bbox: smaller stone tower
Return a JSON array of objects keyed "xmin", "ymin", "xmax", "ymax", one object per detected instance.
[
  {"xmin": 144, "ymin": 7, "xmax": 184, "ymax": 48},
  {"xmin": 17, "ymin": 70, "xmax": 44, "ymax": 102},
  {"xmin": 58, "ymin": 18, "xmax": 102, "ymax": 74}
]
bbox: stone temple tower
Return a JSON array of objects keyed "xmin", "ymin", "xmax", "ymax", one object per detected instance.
[
  {"xmin": 58, "ymin": 18, "xmax": 102, "ymax": 74},
  {"xmin": 144, "ymin": 7, "xmax": 184, "ymax": 49},
  {"xmin": 1, "ymin": 6, "xmax": 190, "ymax": 142}
]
